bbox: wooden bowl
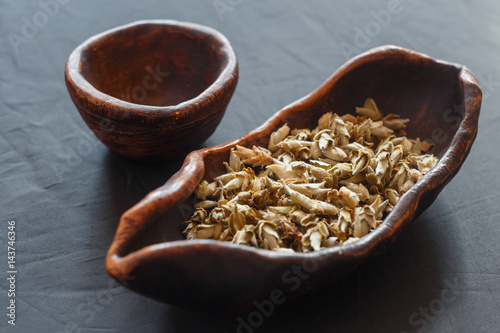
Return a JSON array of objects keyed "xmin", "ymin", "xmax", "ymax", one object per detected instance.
[
  {"xmin": 105, "ymin": 45, "xmax": 481, "ymax": 312},
  {"xmin": 65, "ymin": 20, "xmax": 238, "ymax": 160}
]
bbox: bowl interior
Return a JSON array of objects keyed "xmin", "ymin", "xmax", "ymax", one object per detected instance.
[
  {"xmin": 122, "ymin": 53, "xmax": 465, "ymax": 253},
  {"xmin": 80, "ymin": 23, "xmax": 229, "ymax": 107}
]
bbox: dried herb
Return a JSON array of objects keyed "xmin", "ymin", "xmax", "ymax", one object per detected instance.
[{"xmin": 182, "ymin": 98, "xmax": 438, "ymax": 252}]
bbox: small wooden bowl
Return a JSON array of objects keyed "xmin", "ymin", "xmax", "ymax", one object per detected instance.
[
  {"xmin": 65, "ymin": 20, "xmax": 238, "ymax": 160},
  {"xmin": 105, "ymin": 46, "xmax": 481, "ymax": 312}
]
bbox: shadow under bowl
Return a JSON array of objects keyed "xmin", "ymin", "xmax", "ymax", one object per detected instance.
[
  {"xmin": 65, "ymin": 19, "xmax": 238, "ymax": 160},
  {"xmin": 105, "ymin": 45, "xmax": 481, "ymax": 313}
]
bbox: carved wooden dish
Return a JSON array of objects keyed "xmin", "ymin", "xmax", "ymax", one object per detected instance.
[
  {"xmin": 106, "ymin": 45, "xmax": 481, "ymax": 313},
  {"xmin": 65, "ymin": 20, "xmax": 238, "ymax": 160}
]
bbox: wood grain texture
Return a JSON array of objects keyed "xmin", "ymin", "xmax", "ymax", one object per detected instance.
[
  {"xmin": 105, "ymin": 45, "xmax": 481, "ymax": 313},
  {"xmin": 65, "ymin": 20, "xmax": 238, "ymax": 160}
]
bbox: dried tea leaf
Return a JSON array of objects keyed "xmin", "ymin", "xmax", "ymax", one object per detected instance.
[
  {"xmin": 183, "ymin": 98, "xmax": 439, "ymax": 252},
  {"xmin": 339, "ymin": 186, "xmax": 359, "ymax": 209},
  {"xmin": 344, "ymin": 182, "xmax": 370, "ymax": 201},
  {"xmin": 291, "ymin": 128, "xmax": 311, "ymax": 141},
  {"xmin": 384, "ymin": 188, "xmax": 400, "ymax": 205},
  {"xmin": 370, "ymin": 121, "xmax": 394, "ymax": 139},
  {"xmin": 269, "ymin": 124, "xmax": 290, "ymax": 152},
  {"xmin": 383, "ymin": 114, "xmax": 410, "ymax": 131},
  {"xmin": 420, "ymin": 140, "xmax": 434, "ymax": 153},
  {"xmin": 268, "ymin": 160, "xmax": 303, "ymax": 179},
  {"xmin": 228, "ymin": 204, "xmax": 246, "ymax": 234},
  {"xmin": 302, "ymin": 221, "xmax": 329, "ymax": 252},
  {"xmin": 356, "ymin": 98, "xmax": 382, "ymax": 120},
  {"xmin": 255, "ymin": 221, "xmax": 281, "ymax": 250},
  {"xmin": 195, "ymin": 180, "xmax": 217, "ymax": 200},
  {"xmin": 229, "ymin": 150, "xmax": 243, "ymax": 172},
  {"xmin": 343, "ymin": 237, "xmax": 360, "ymax": 245},
  {"xmin": 192, "ymin": 208, "xmax": 207, "ymax": 222},
  {"xmin": 233, "ymin": 225, "xmax": 256, "ymax": 246},
  {"xmin": 353, "ymin": 206, "xmax": 373, "ymax": 237},
  {"xmin": 323, "ymin": 147, "xmax": 347, "ymax": 161},
  {"xmin": 195, "ymin": 200, "xmax": 218, "ymax": 209},
  {"xmin": 318, "ymin": 112, "xmax": 333, "ymax": 129},
  {"xmin": 234, "ymin": 145, "xmax": 274, "ymax": 167}
]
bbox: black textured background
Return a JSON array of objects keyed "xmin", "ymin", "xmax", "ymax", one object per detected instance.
[{"xmin": 1, "ymin": 1, "xmax": 499, "ymax": 332}]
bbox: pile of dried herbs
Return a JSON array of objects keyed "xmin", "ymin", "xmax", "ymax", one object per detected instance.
[{"xmin": 182, "ymin": 98, "xmax": 438, "ymax": 252}]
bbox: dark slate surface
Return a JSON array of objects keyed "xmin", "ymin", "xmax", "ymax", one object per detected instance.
[{"xmin": 1, "ymin": 0, "xmax": 499, "ymax": 332}]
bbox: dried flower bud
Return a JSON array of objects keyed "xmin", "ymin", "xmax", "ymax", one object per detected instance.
[
  {"xmin": 183, "ymin": 98, "xmax": 438, "ymax": 252},
  {"xmin": 356, "ymin": 98, "xmax": 382, "ymax": 120},
  {"xmin": 269, "ymin": 124, "xmax": 290, "ymax": 152}
]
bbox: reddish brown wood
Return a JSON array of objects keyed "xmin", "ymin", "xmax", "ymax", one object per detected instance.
[
  {"xmin": 65, "ymin": 20, "xmax": 238, "ymax": 160},
  {"xmin": 105, "ymin": 45, "xmax": 481, "ymax": 313}
]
